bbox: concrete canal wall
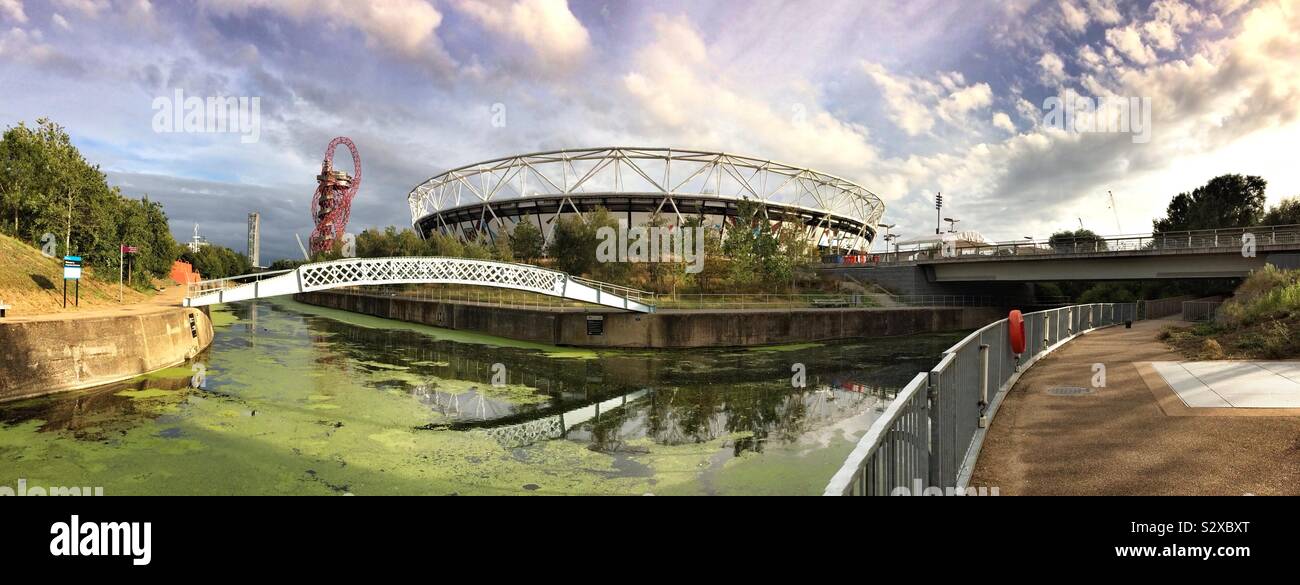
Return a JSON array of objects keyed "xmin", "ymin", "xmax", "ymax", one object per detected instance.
[
  {"xmin": 0, "ymin": 307, "xmax": 213, "ymax": 402},
  {"xmin": 295, "ymin": 291, "xmax": 1002, "ymax": 348}
]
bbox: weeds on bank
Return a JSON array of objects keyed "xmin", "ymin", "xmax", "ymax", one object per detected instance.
[{"xmin": 1159, "ymin": 266, "xmax": 1300, "ymax": 360}]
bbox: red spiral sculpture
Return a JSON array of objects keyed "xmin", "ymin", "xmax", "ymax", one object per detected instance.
[{"xmin": 309, "ymin": 136, "xmax": 362, "ymax": 254}]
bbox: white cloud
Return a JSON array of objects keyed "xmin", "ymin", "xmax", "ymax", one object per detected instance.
[
  {"xmin": 200, "ymin": 0, "xmax": 449, "ymax": 67},
  {"xmin": 621, "ymin": 14, "xmax": 878, "ymax": 185},
  {"xmin": 1060, "ymin": 1, "xmax": 1090, "ymax": 33},
  {"xmin": 454, "ymin": 0, "xmax": 590, "ymax": 70},
  {"xmin": 1106, "ymin": 24, "xmax": 1156, "ymax": 64},
  {"xmin": 0, "ymin": 0, "xmax": 25, "ymax": 23},
  {"xmin": 874, "ymin": 0, "xmax": 1300, "ymax": 242},
  {"xmin": 1038, "ymin": 52, "xmax": 1067, "ymax": 83},
  {"xmin": 939, "ymin": 83, "xmax": 993, "ymax": 120},
  {"xmin": 993, "ymin": 111, "xmax": 1016, "ymax": 133},
  {"xmin": 1143, "ymin": 19, "xmax": 1178, "ymax": 51},
  {"xmin": 861, "ymin": 61, "xmax": 937, "ymax": 136},
  {"xmin": 1086, "ymin": 0, "xmax": 1123, "ymax": 25},
  {"xmin": 52, "ymin": 0, "xmax": 108, "ymax": 18},
  {"xmin": 52, "ymin": 13, "xmax": 69, "ymax": 30},
  {"xmin": 862, "ymin": 61, "xmax": 994, "ymax": 137},
  {"xmin": 1078, "ymin": 44, "xmax": 1105, "ymax": 72}
]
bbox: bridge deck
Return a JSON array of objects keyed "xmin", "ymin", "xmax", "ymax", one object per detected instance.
[{"xmin": 183, "ymin": 257, "xmax": 656, "ymax": 313}]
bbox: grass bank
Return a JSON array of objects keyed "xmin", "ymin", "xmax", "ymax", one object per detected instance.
[
  {"xmin": 1160, "ymin": 265, "xmax": 1300, "ymax": 359},
  {"xmin": 0, "ymin": 233, "xmax": 156, "ymax": 315}
]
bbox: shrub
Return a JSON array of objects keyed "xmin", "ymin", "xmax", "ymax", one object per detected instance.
[
  {"xmin": 1215, "ymin": 266, "xmax": 1300, "ymax": 327},
  {"xmin": 1200, "ymin": 338, "xmax": 1225, "ymax": 359}
]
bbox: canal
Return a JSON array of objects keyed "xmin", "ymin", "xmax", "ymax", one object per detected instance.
[{"xmin": 0, "ymin": 299, "xmax": 964, "ymax": 495}]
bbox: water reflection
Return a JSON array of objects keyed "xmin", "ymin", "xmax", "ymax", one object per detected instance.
[{"xmin": 0, "ymin": 299, "xmax": 964, "ymax": 495}]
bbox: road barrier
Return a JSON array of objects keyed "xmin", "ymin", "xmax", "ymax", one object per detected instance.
[{"xmin": 825, "ymin": 302, "xmax": 1138, "ymax": 495}]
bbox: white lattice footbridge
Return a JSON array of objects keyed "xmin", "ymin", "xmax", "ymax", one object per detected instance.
[{"xmin": 183, "ymin": 257, "xmax": 656, "ymax": 313}]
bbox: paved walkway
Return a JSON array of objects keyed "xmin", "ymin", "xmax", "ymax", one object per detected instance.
[
  {"xmin": 1148, "ymin": 361, "xmax": 1300, "ymax": 408},
  {"xmin": 969, "ymin": 320, "xmax": 1300, "ymax": 495}
]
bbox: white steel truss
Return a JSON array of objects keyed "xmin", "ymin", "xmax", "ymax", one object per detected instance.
[
  {"xmin": 407, "ymin": 147, "xmax": 887, "ymax": 253},
  {"xmin": 183, "ymin": 256, "xmax": 656, "ymax": 313}
]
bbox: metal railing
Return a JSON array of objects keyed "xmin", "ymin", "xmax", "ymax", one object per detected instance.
[
  {"xmin": 861, "ymin": 223, "xmax": 1300, "ymax": 265},
  {"xmin": 825, "ymin": 302, "xmax": 1138, "ymax": 496},
  {"xmin": 1182, "ymin": 300, "xmax": 1224, "ymax": 322},
  {"xmin": 1139, "ymin": 296, "xmax": 1194, "ymax": 319},
  {"xmin": 568, "ymin": 276, "xmax": 658, "ymax": 307},
  {"xmin": 185, "ymin": 269, "xmax": 292, "ymax": 297}
]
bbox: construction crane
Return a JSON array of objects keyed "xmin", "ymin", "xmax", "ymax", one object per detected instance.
[{"xmin": 1107, "ymin": 190, "xmax": 1122, "ymax": 232}]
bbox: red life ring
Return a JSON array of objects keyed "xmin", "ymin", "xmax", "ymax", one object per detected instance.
[{"xmin": 1008, "ymin": 310, "xmax": 1026, "ymax": 354}]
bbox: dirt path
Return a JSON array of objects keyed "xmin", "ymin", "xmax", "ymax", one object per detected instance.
[
  {"xmin": 2, "ymin": 283, "xmax": 187, "ymax": 323},
  {"xmin": 969, "ymin": 319, "xmax": 1300, "ymax": 495}
]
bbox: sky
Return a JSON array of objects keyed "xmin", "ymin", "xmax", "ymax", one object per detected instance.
[{"xmin": 1, "ymin": 0, "xmax": 1298, "ymax": 261}]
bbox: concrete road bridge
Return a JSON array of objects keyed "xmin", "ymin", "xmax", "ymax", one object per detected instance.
[
  {"xmin": 183, "ymin": 256, "xmax": 656, "ymax": 313},
  {"xmin": 835, "ymin": 224, "xmax": 1300, "ymax": 284}
]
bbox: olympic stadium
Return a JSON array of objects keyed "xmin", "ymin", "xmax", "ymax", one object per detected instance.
[{"xmin": 406, "ymin": 148, "xmax": 886, "ymax": 254}]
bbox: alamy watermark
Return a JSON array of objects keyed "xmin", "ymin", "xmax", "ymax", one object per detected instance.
[
  {"xmin": 0, "ymin": 478, "xmax": 103, "ymax": 496},
  {"xmin": 152, "ymin": 89, "xmax": 261, "ymax": 143},
  {"xmin": 1043, "ymin": 89, "xmax": 1151, "ymax": 144},
  {"xmin": 890, "ymin": 480, "xmax": 1000, "ymax": 496},
  {"xmin": 596, "ymin": 221, "xmax": 706, "ymax": 274},
  {"xmin": 50, "ymin": 515, "xmax": 151, "ymax": 566}
]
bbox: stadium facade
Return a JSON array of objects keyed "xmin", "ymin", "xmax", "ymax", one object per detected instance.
[{"xmin": 407, "ymin": 147, "xmax": 885, "ymax": 254}]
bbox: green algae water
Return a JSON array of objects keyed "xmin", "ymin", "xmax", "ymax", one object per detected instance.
[{"xmin": 0, "ymin": 299, "xmax": 964, "ymax": 495}]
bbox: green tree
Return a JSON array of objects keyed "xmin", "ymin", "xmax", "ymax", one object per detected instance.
[
  {"xmin": 509, "ymin": 219, "xmax": 545, "ymax": 264},
  {"xmin": 1262, "ymin": 197, "xmax": 1300, "ymax": 226},
  {"xmin": 0, "ymin": 118, "xmax": 178, "ymax": 280},
  {"xmin": 721, "ymin": 199, "xmax": 796, "ymax": 291},
  {"xmin": 1048, "ymin": 228, "xmax": 1107, "ymax": 252},
  {"xmin": 549, "ymin": 214, "xmax": 601, "ymax": 276},
  {"xmin": 1153, "ymin": 174, "xmax": 1267, "ymax": 232},
  {"xmin": 182, "ymin": 245, "xmax": 251, "ymax": 280}
]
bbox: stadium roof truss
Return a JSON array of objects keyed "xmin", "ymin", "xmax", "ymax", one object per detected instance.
[{"xmin": 407, "ymin": 147, "xmax": 887, "ymax": 253}]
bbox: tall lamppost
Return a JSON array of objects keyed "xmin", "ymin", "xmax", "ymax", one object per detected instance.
[
  {"xmin": 878, "ymin": 223, "xmax": 897, "ymax": 262},
  {"xmin": 934, "ymin": 192, "xmax": 943, "ymax": 235}
]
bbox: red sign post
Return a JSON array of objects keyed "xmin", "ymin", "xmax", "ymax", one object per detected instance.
[{"xmin": 119, "ymin": 245, "xmax": 138, "ymax": 302}]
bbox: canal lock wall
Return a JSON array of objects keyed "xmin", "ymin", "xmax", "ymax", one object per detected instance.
[
  {"xmin": 0, "ymin": 307, "xmax": 213, "ymax": 402},
  {"xmin": 294, "ymin": 291, "xmax": 1002, "ymax": 349}
]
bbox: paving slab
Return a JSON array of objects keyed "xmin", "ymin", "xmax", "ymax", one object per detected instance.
[{"xmin": 1153, "ymin": 361, "xmax": 1300, "ymax": 408}]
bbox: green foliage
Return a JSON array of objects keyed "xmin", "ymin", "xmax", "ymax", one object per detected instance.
[
  {"xmin": 548, "ymin": 212, "xmax": 605, "ymax": 276},
  {"xmin": 267, "ymin": 258, "xmax": 306, "ymax": 271},
  {"xmin": 0, "ymin": 118, "xmax": 178, "ymax": 284},
  {"xmin": 719, "ymin": 200, "xmax": 812, "ymax": 292},
  {"xmin": 1048, "ymin": 228, "xmax": 1106, "ymax": 252},
  {"xmin": 1153, "ymin": 174, "xmax": 1266, "ymax": 232},
  {"xmin": 1215, "ymin": 265, "xmax": 1300, "ymax": 327},
  {"xmin": 1076, "ymin": 282, "xmax": 1137, "ymax": 303},
  {"xmin": 509, "ymin": 219, "xmax": 545, "ymax": 263},
  {"xmin": 180, "ymin": 244, "xmax": 252, "ymax": 280},
  {"xmin": 1262, "ymin": 197, "xmax": 1300, "ymax": 226},
  {"xmin": 677, "ymin": 215, "xmax": 724, "ymax": 293},
  {"xmin": 357, "ymin": 226, "xmax": 428, "ymax": 257}
]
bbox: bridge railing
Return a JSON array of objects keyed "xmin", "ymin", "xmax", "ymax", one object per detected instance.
[
  {"xmin": 185, "ymin": 269, "xmax": 293, "ymax": 298},
  {"xmin": 869, "ymin": 223, "xmax": 1300, "ymax": 264},
  {"xmin": 568, "ymin": 276, "xmax": 657, "ymax": 307},
  {"xmin": 825, "ymin": 302, "xmax": 1138, "ymax": 496}
]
